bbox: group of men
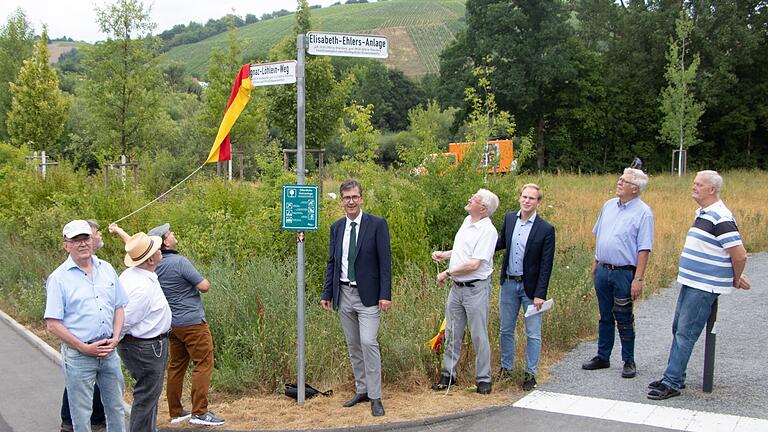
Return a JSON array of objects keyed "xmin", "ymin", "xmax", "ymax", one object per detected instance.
[
  {"xmin": 45, "ymin": 220, "xmax": 224, "ymax": 431},
  {"xmin": 320, "ymin": 169, "xmax": 750, "ymax": 418},
  {"xmin": 45, "ymin": 168, "xmax": 750, "ymax": 428}
]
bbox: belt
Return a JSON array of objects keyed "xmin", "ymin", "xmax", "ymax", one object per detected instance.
[
  {"xmin": 503, "ymin": 274, "xmax": 524, "ymax": 282},
  {"xmin": 453, "ymin": 278, "xmax": 482, "ymax": 287},
  {"xmin": 85, "ymin": 334, "xmax": 112, "ymax": 344},
  {"xmin": 123, "ymin": 331, "xmax": 169, "ymax": 342},
  {"xmin": 340, "ymin": 281, "xmax": 357, "ymax": 288},
  {"xmin": 600, "ymin": 263, "xmax": 636, "ymax": 271}
]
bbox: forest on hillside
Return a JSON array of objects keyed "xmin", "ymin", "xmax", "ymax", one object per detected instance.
[{"xmin": 0, "ymin": 0, "xmax": 766, "ymax": 183}]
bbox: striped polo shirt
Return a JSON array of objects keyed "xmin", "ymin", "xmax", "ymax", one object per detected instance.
[{"xmin": 677, "ymin": 200, "xmax": 743, "ymax": 294}]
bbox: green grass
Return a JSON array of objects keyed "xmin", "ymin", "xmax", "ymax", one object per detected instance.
[{"xmin": 162, "ymin": 0, "xmax": 467, "ymax": 78}]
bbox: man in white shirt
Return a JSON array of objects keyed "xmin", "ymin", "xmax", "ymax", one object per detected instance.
[
  {"xmin": 431, "ymin": 188, "xmax": 499, "ymax": 394},
  {"xmin": 116, "ymin": 232, "xmax": 172, "ymax": 432}
]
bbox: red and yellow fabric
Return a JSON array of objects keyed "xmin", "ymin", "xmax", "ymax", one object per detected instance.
[
  {"xmin": 427, "ymin": 318, "xmax": 446, "ymax": 353},
  {"xmin": 205, "ymin": 64, "xmax": 253, "ymax": 163}
]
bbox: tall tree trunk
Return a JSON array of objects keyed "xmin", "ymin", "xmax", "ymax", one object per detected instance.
[{"xmin": 537, "ymin": 116, "xmax": 545, "ymax": 170}]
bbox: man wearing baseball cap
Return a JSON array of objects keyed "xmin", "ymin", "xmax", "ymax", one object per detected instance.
[
  {"xmin": 148, "ymin": 223, "xmax": 222, "ymax": 426},
  {"xmin": 116, "ymin": 232, "xmax": 172, "ymax": 432},
  {"xmin": 44, "ymin": 220, "xmax": 128, "ymax": 432}
]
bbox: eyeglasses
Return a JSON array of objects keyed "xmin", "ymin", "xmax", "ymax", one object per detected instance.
[
  {"xmin": 617, "ymin": 177, "xmax": 638, "ymax": 187},
  {"xmin": 66, "ymin": 238, "xmax": 91, "ymax": 246},
  {"xmin": 341, "ymin": 195, "xmax": 361, "ymax": 203},
  {"xmin": 468, "ymin": 196, "xmax": 487, "ymax": 207}
]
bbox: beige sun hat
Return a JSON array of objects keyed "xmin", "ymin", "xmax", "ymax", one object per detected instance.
[{"xmin": 124, "ymin": 232, "xmax": 162, "ymax": 267}]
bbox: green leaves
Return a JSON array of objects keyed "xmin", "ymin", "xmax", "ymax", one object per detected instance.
[{"xmin": 6, "ymin": 29, "xmax": 71, "ymax": 149}]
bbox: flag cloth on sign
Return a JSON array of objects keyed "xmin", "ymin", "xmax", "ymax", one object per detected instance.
[
  {"xmin": 427, "ymin": 318, "xmax": 446, "ymax": 353},
  {"xmin": 205, "ymin": 64, "xmax": 253, "ymax": 163}
]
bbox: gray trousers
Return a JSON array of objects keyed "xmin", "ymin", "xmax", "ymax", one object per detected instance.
[
  {"xmin": 441, "ymin": 278, "xmax": 491, "ymax": 383},
  {"xmin": 118, "ymin": 337, "xmax": 169, "ymax": 432},
  {"xmin": 339, "ymin": 284, "xmax": 382, "ymax": 399}
]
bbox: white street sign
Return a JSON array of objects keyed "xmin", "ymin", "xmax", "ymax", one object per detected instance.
[
  {"xmin": 307, "ymin": 32, "xmax": 388, "ymax": 59},
  {"xmin": 249, "ymin": 61, "xmax": 297, "ymax": 87}
]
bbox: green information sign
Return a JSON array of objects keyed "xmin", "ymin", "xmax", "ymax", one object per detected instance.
[{"xmin": 282, "ymin": 184, "xmax": 318, "ymax": 231}]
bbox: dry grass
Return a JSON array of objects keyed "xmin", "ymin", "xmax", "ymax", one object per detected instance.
[{"xmin": 157, "ymin": 386, "xmax": 514, "ymax": 430}]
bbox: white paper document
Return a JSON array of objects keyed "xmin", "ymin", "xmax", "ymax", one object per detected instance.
[{"xmin": 524, "ymin": 299, "xmax": 555, "ymax": 317}]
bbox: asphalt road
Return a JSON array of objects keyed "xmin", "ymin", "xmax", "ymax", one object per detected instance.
[
  {"xmin": 542, "ymin": 252, "xmax": 768, "ymax": 419},
  {"xmin": 0, "ymin": 310, "xmax": 63, "ymax": 432}
]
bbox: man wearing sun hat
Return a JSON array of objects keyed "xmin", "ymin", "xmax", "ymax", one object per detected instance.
[
  {"xmin": 45, "ymin": 220, "xmax": 128, "ymax": 432},
  {"xmin": 116, "ymin": 231, "xmax": 172, "ymax": 432}
]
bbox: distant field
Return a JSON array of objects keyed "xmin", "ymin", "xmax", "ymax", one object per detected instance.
[
  {"xmin": 47, "ymin": 41, "xmax": 81, "ymax": 64},
  {"xmin": 163, "ymin": 0, "xmax": 466, "ymax": 79}
]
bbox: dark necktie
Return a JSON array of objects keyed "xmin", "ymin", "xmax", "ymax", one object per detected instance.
[{"xmin": 348, "ymin": 221, "xmax": 357, "ymax": 282}]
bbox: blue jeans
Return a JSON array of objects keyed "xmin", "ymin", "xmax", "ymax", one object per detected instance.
[
  {"xmin": 594, "ymin": 266, "xmax": 635, "ymax": 362},
  {"xmin": 662, "ymin": 285, "xmax": 718, "ymax": 390},
  {"xmin": 61, "ymin": 344, "xmax": 125, "ymax": 432},
  {"xmin": 499, "ymin": 280, "xmax": 542, "ymax": 374}
]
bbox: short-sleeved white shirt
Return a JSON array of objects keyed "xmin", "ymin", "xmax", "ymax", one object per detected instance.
[{"xmin": 448, "ymin": 215, "xmax": 498, "ymax": 281}]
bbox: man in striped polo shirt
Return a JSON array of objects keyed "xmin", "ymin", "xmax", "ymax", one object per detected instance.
[{"xmin": 648, "ymin": 170, "xmax": 751, "ymax": 400}]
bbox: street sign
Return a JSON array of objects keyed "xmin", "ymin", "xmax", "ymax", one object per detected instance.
[
  {"xmin": 307, "ymin": 31, "xmax": 388, "ymax": 58},
  {"xmin": 282, "ymin": 184, "xmax": 318, "ymax": 231},
  {"xmin": 250, "ymin": 61, "xmax": 297, "ymax": 87}
]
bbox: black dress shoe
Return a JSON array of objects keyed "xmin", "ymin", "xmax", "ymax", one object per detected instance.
[
  {"xmin": 476, "ymin": 381, "xmax": 492, "ymax": 395},
  {"xmin": 370, "ymin": 398, "xmax": 385, "ymax": 417},
  {"xmin": 622, "ymin": 360, "xmax": 636, "ymax": 378},
  {"xmin": 431, "ymin": 374, "xmax": 457, "ymax": 391},
  {"xmin": 582, "ymin": 356, "xmax": 610, "ymax": 370},
  {"xmin": 342, "ymin": 393, "xmax": 369, "ymax": 407}
]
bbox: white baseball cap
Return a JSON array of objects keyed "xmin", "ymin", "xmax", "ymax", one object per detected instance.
[{"xmin": 62, "ymin": 220, "xmax": 92, "ymax": 239}]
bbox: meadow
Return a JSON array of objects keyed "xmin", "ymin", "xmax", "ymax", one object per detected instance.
[{"xmin": 1, "ymin": 147, "xmax": 766, "ymax": 396}]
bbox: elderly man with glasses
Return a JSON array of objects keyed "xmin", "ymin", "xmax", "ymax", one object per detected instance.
[
  {"xmin": 431, "ymin": 188, "xmax": 500, "ymax": 394},
  {"xmin": 45, "ymin": 220, "xmax": 128, "ymax": 432},
  {"xmin": 582, "ymin": 168, "xmax": 654, "ymax": 379}
]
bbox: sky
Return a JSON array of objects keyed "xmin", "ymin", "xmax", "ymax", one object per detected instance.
[{"xmin": 1, "ymin": 0, "xmax": 340, "ymax": 43}]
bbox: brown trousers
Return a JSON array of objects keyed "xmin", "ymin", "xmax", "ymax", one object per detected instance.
[{"xmin": 166, "ymin": 322, "xmax": 214, "ymax": 417}]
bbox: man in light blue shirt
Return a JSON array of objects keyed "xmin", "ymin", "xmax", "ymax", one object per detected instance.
[
  {"xmin": 582, "ymin": 169, "xmax": 654, "ymax": 379},
  {"xmin": 45, "ymin": 220, "xmax": 129, "ymax": 432}
]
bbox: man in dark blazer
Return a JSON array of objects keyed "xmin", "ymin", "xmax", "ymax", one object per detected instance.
[
  {"xmin": 495, "ymin": 183, "xmax": 555, "ymax": 391},
  {"xmin": 321, "ymin": 179, "xmax": 392, "ymax": 417}
]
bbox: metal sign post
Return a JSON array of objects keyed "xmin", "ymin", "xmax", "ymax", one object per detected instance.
[
  {"xmin": 703, "ymin": 298, "xmax": 718, "ymax": 393},
  {"xmin": 295, "ymin": 34, "xmax": 307, "ymax": 406}
]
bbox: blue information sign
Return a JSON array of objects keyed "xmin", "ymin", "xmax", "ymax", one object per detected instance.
[{"xmin": 282, "ymin": 185, "xmax": 319, "ymax": 231}]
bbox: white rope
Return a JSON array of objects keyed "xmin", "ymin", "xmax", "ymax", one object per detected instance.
[{"xmin": 111, "ymin": 163, "xmax": 206, "ymax": 225}]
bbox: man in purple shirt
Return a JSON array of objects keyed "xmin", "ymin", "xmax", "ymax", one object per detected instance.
[{"xmin": 582, "ymin": 168, "xmax": 654, "ymax": 379}]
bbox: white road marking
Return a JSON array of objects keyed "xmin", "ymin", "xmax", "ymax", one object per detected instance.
[{"xmin": 513, "ymin": 391, "xmax": 768, "ymax": 432}]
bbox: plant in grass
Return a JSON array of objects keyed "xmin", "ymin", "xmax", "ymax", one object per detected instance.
[
  {"xmin": 340, "ymin": 101, "xmax": 380, "ymax": 163},
  {"xmin": 659, "ymin": 9, "xmax": 704, "ymax": 175}
]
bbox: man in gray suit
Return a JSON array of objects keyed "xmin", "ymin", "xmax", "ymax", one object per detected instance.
[{"xmin": 321, "ymin": 179, "xmax": 392, "ymax": 417}]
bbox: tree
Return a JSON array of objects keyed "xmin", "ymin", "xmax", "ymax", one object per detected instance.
[
  {"xmin": 397, "ymin": 100, "xmax": 458, "ymax": 168},
  {"xmin": 6, "ymin": 29, "xmax": 71, "ymax": 149},
  {"xmin": 340, "ymin": 102, "xmax": 379, "ymax": 162},
  {"xmin": 659, "ymin": 9, "xmax": 704, "ymax": 175},
  {"xmin": 80, "ymin": 0, "xmax": 166, "ymax": 158},
  {"xmin": 266, "ymin": 0, "xmax": 350, "ymax": 150},
  {"xmin": 0, "ymin": 8, "xmax": 34, "ymax": 140},
  {"xmin": 439, "ymin": 0, "xmax": 575, "ymax": 170}
]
